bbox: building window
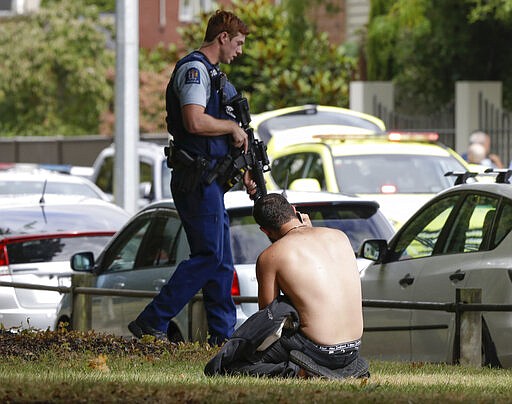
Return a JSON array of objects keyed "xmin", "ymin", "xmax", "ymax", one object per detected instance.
[
  {"xmin": 159, "ymin": 0, "xmax": 166, "ymax": 28},
  {"xmin": 0, "ymin": 0, "xmax": 40, "ymax": 16},
  {"xmin": 179, "ymin": 0, "xmax": 213, "ymax": 23}
]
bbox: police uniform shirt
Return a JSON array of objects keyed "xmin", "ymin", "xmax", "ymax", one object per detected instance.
[{"xmin": 173, "ymin": 61, "xmax": 211, "ymax": 108}]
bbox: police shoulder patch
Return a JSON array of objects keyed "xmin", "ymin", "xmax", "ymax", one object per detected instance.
[{"xmin": 185, "ymin": 67, "xmax": 201, "ymax": 84}]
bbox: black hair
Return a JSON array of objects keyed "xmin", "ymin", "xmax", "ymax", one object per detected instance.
[{"xmin": 253, "ymin": 193, "xmax": 296, "ymax": 231}]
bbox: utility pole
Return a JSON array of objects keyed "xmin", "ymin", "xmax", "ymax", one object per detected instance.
[{"xmin": 114, "ymin": 0, "xmax": 139, "ymax": 214}]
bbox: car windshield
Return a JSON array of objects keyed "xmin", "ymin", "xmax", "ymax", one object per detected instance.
[
  {"xmin": 6, "ymin": 235, "xmax": 113, "ymax": 264},
  {"xmin": 257, "ymin": 110, "xmax": 383, "ymax": 143},
  {"xmin": 0, "ymin": 180, "xmax": 100, "ymax": 198},
  {"xmin": 228, "ymin": 202, "xmax": 393, "ymax": 264},
  {"xmin": 334, "ymin": 154, "xmax": 466, "ymax": 194}
]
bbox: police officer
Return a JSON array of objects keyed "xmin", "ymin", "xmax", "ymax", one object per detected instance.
[{"xmin": 128, "ymin": 10, "xmax": 250, "ymax": 345}]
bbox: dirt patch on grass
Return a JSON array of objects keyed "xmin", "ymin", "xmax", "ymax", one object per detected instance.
[{"xmin": 0, "ymin": 328, "xmax": 215, "ymax": 360}]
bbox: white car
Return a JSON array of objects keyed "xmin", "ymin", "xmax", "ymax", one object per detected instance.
[
  {"xmin": 359, "ymin": 170, "xmax": 512, "ymax": 368},
  {"xmin": 91, "ymin": 141, "xmax": 171, "ymax": 208},
  {"xmin": 0, "ymin": 168, "xmax": 110, "ymax": 202},
  {"xmin": 0, "ymin": 196, "xmax": 130, "ymax": 331},
  {"xmin": 56, "ymin": 190, "xmax": 394, "ymax": 341}
]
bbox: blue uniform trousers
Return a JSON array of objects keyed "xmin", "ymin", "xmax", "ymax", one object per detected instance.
[{"xmin": 137, "ymin": 170, "xmax": 236, "ymax": 344}]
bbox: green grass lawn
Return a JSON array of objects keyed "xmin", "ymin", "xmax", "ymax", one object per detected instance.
[{"xmin": 1, "ymin": 329, "xmax": 510, "ymax": 403}]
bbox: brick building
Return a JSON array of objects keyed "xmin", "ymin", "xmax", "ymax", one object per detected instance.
[{"xmin": 139, "ymin": 0, "xmax": 370, "ymax": 50}]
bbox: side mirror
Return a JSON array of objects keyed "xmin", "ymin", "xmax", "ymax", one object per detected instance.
[
  {"xmin": 358, "ymin": 239, "xmax": 388, "ymax": 262},
  {"xmin": 70, "ymin": 252, "xmax": 95, "ymax": 272},
  {"xmin": 289, "ymin": 178, "xmax": 321, "ymax": 192}
]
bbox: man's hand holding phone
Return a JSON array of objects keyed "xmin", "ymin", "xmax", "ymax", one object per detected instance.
[{"xmin": 295, "ymin": 211, "xmax": 312, "ymax": 227}]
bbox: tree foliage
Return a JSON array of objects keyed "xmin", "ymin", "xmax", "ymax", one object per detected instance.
[
  {"xmin": 0, "ymin": 2, "xmax": 114, "ymax": 136},
  {"xmin": 3, "ymin": 0, "xmax": 511, "ymax": 137},
  {"xmin": 42, "ymin": 0, "xmax": 116, "ymax": 13},
  {"xmin": 365, "ymin": 0, "xmax": 512, "ymax": 112},
  {"xmin": 0, "ymin": 0, "xmax": 356, "ymax": 136},
  {"xmin": 468, "ymin": 0, "xmax": 512, "ymax": 23},
  {"xmin": 100, "ymin": 44, "xmax": 180, "ymax": 136},
  {"xmin": 179, "ymin": 0, "xmax": 357, "ymax": 113}
]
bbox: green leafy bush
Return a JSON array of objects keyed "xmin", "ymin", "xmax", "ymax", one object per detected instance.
[
  {"xmin": 0, "ymin": 2, "xmax": 114, "ymax": 136},
  {"xmin": 365, "ymin": 0, "xmax": 512, "ymax": 112}
]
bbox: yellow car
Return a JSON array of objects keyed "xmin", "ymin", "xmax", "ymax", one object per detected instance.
[
  {"xmin": 251, "ymin": 104, "xmax": 387, "ymax": 147},
  {"xmin": 266, "ymin": 131, "xmax": 472, "ymax": 229}
]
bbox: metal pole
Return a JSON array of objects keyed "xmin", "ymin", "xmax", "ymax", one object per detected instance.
[
  {"xmin": 453, "ymin": 288, "xmax": 462, "ymax": 364},
  {"xmin": 453, "ymin": 288, "xmax": 483, "ymax": 366},
  {"xmin": 114, "ymin": 0, "xmax": 139, "ymax": 214},
  {"xmin": 188, "ymin": 294, "xmax": 208, "ymax": 342},
  {"xmin": 459, "ymin": 288, "xmax": 482, "ymax": 367},
  {"xmin": 71, "ymin": 274, "xmax": 94, "ymax": 332}
]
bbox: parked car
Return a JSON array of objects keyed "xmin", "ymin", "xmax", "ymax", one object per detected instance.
[
  {"xmin": 268, "ymin": 131, "xmax": 471, "ymax": 229},
  {"xmin": 359, "ymin": 170, "xmax": 512, "ymax": 368},
  {"xmin": 0, "ymin": 167, "xmax": 110, "ymax": 202},
  {"xmin": 56, "ymin": 190, "xmax": 395, "ymax": 341},
  {"xmin": 250, "ymin": 104, "xmax": 386, "ymax": 146},
  {"xmin": 0, "ymin": 163, "xmax": 93, "ymax": 179},
  {"xmin": 89, "ymin": 107, "xmax": 384, "ymax": 209},
  {"xmin": 0, "ymin": 196, "xmax": 130, "ymax": 331},
  {"xmin": 91, "ymin": 141, "xmax": 171, "ymax": 208}
]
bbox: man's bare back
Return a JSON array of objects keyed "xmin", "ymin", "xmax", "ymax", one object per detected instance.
[{"xmin": 256, "ymin": 225, "xmax": 363, "ymax": 346}]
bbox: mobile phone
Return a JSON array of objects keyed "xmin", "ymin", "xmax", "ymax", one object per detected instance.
[{"xmin": 296, "ymin": 211, "xmax": 303, "ymax": 223}]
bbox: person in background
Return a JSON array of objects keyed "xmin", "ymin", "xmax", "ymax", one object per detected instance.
[
  {"xmin": 128, "ymin": 10, "xmax": 250, "ymax": 345},
  {"xmin": 467, "ymin": 142, "xmax": 487, "ymax": 165},
  {"xmin": 463, "ymin": 130, "xmax": 504, "ymax": 169},
  {"xmin": 465, "ymin": 142, "xmax": 493, "ymax": 175}
]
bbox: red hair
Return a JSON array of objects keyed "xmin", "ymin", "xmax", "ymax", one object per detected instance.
[{"xmin": 204, "ymin": 10, "xmax": 249, "ymax": 42}]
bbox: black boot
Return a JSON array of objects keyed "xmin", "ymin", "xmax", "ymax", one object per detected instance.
[{"xmin": 128, "ymin": 318, "xmax": 167, "ymax": 341}]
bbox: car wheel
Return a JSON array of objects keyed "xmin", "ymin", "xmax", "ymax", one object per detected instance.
[
  {"xmin": 167, "ymin": 323, "xmax": 184, "ymax": 343},
  {"xmin": 482, "ymin": 318, "xmax": 501, "ymax": 368}
]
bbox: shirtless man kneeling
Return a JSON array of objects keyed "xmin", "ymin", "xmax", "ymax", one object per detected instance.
[
  {"xmin": 252, "ymin": 193, "xmax": 368, "ymax": 378},
  {"xmin": 205, "ymin": 193, "xmax": 369, "ymax": 378}
]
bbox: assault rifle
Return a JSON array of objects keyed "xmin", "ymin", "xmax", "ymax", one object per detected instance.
[{"xmin": 206, "ymin": 94, "xmax": 270, "ymax": 201}]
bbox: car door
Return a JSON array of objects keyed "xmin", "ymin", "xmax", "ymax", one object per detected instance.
[
  {"xmin": 88, "ymin": 215, "xmax": 152, "ymax": 335},
  {"xmin": 361, "ymin": 261, "xmax": 421, "ymax": 361},
  {"xmin": 463, "ymin": 198, "xmax": 512, "ymax": 368},
  {"xmin": 91, "ymin": 209, "xmax": 183, "ymax": 336},
  {"xmin": 410, "ymin": 192, "xmax": 500, "ymax": 363},
  {"xmin": 119, "ymin": 210, "xmax": 183, "ymax": 333},
  {"xmin": 361, "ymin": 194, "xmax": 461, "ymax": 361}
]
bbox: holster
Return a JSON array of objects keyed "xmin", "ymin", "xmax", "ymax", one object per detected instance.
[{"xmin": 164, "ymin": 140, "xmax": 210, "ymax": 193}]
